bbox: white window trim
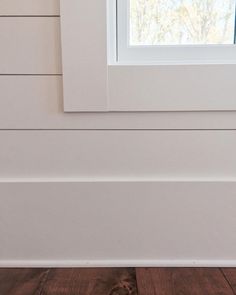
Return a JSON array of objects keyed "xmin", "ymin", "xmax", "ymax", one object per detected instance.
[
  {"xmin": 60, "ymin": 0, "xmax": 236, "ymax": 112},
  {"xmin": 117, "ymin": 0, "xmax": 236, "ymax": 65}
]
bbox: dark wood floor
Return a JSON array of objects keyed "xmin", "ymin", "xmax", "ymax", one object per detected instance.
[{"xmin": 0, "ymin": 268, "xmax": 236, "ymax": 295}]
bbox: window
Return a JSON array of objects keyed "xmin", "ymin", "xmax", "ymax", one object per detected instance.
[
  {"xmin": 60, "ymin": 0, "xmax": 236, "ymax": 112},
  {"xmin": 117, "ymin": 0, "xmax": 236, "ymax": 64}
]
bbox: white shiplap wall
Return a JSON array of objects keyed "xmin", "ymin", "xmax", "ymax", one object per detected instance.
[
  {"xmin": 0, "ymin": 17, "xmax": 61, "ymax": 74},
  {"xmin": 0, "ymin": 0, "xmax": 236, "ymax": 129},
  {"xmin": 1, "ymin": 0, "xmax": 236, "ymax": 267},
  {"xmin": 0, "ymin": 0, "xmax": 59, "ymax": 15}
]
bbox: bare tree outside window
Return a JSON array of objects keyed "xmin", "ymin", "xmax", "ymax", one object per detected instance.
[{"xmin": 130, "ymin": 0, "xmax": 236, "ymax": 45}]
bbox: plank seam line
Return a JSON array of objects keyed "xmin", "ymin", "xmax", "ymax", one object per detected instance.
[
  {"xmin": 0, "ymin": 129, "xmax": 236, "ymax": 131},
  {"xmin": 38, "ymin": 269, "xmax": 51, "ymax": 295},
  {"xmin": 0, "ymin": 74, "xmax": 62, "ymax": 76},
  {"xmin": 134, "ymin": 269, "xmax": 139, "ymax": 295},
  {"xmin": 0, "ymin": 15, "xmax": 60, "ymax": 17},
  {"xmin": 220, "ymin": 269, "xmax": 236, "ymax": 295}
]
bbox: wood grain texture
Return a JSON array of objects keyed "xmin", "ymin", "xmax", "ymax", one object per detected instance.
[
  {"xmin": 0, "ymin": 268, "xmax": 49, "ymax": 295},
  {"xmin": 136, "ymin": 268, "xmax": 235, "ymax": 295},
  {"xmin": 1, "ymin": 268, "xmax": 236, "ymax": 295},
  {"xmin": 40, "ymin": 268, "xmax": 137, "ymax": 295},
  {"xmin": 222, "ymin": 268, "xmax": 236, "ymax": 294}
]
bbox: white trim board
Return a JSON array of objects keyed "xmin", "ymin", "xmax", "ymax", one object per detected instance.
[
  {"xmin": 61, "ymin": 0, "xmax": 236, "ymax": 112},
  {"xmin": 2, "ymin": 260, "xmax": 236, "ymax": 268},
  {"xmin": 1, "ymin": 180, "xmax": 236, "ymax": 266},
  {"xmin": 108, "ymin": 65, "xmax": 236, "ymax": 111}
]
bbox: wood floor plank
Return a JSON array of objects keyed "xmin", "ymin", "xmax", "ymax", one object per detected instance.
[
  {"xmin": 40, "ymin": 268, "xmax": 137, "ymax": 295},
  {"xmin": 136, "ymin": 268, "xmax": 235, "ymax": 295},
  {"xmin": 0, "ymin": 268, "xmax": 49, "ymax": 295},
  {"xmin": 222, "ymin": 268, "xmax": 236, "ymax": 294}
]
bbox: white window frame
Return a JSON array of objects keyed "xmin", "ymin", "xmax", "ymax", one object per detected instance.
[
  {"xmin": 117, "ymin": 0, "xmax": 236, "ymax": 65},
  {"xmin": 60, "ymin": 0, "xmax": 236, "ymax": 112}
]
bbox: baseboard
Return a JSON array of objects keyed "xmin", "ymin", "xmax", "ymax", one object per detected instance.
[
  {"xmin": 1, "ymin": 260, "xmax": 236, "ymax": 268},
  {"xmin": 1, "ymin": 179, "xmax": 236, "ymax": 267}
]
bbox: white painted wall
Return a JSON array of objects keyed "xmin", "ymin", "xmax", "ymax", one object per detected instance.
[{"xmin": 0, "ymin": 0, "xmax": 236, "ymax": 266}]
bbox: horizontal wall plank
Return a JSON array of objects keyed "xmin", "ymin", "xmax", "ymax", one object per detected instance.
[
  {"xmin": 0, "ymin": 18, "xmax": 61, "ymax": 74},
  {"xmin": 1, "ymin": 181, "xmax": 236, "ymax": 264},
  {"xmin": 0, "ymin": 130, "xmax": 235, "ymax": 178},
  {"xmin": 1, "ymin": 76, "xmax": 236, "ymax": 129},
  {"xmin": 0, "ymin": 0, "xmax": 59, "ymax": 15}
]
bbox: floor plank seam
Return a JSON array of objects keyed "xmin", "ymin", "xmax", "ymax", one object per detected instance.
[
  {"xmin": 37, "ymin": 269, "xmax": 50, "ymax": 295},
  {"xmin": 220, "ymin": 268, "xmax": 236, "ymax": 295},
  {"xmin": 134, "ymin": 268, "xmax": 139, "ymax": 295}
]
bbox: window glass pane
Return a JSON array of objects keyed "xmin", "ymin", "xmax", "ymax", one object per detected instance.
[{"xmin": 130, "ymin": 0, "xmax": 236, "ymax": 45}]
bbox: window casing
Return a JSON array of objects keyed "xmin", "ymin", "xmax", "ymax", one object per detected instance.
[{"xmin": 60, "ymin": 0, "xmax": 236, "ymax": 112}]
